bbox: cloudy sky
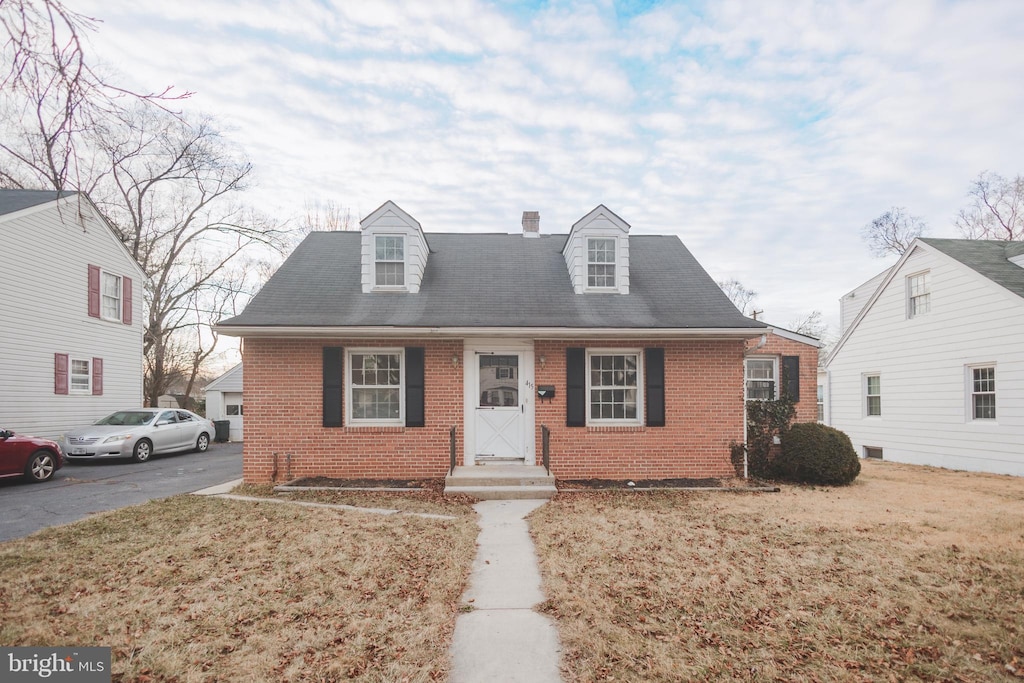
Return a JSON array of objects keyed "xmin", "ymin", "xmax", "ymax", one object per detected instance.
[{"xmin": 73, "ymin": 0, "xmax": 1024, "ymax": 335}]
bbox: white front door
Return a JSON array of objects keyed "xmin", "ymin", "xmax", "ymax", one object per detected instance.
[{"xmin": 474, "ymin": 353, "xmax": 525, "ymax": 459}]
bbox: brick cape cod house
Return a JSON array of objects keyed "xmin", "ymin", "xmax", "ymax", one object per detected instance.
[{"xmin": 217, "ymin": 201, "xmax": 817, "ymax": 483}]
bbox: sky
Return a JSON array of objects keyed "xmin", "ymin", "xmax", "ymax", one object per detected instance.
[{"xmin": 71, "ymin": 0, "xmax": 1024, "ymax": 339}]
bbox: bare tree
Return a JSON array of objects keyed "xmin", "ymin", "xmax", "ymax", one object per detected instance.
[
  {"xmin": 93, "ymin": 107, "xmax": 286, "ymax": 406},
  {"xmin": 862, "ymin": 207, "xmax": 926, "ymax": 258},
  {"xmin": 788, "ymin": 310, "xmax": 826, "ymax": 338},
  {"xmin": 718, "ymin": 278, "xmax": 758, "ymax": 316},
  {"xmin": 303, "ymin": 199, "xmax": 354, "ymax": 233},
  {"xmin": 2, "ymin": 2, "xmax": 283, "ymax": 408},
  {"xmin": 955, "ymin": 171, "xmax": 1024, "ymax": 241},
  {"xmin": 0, "ymin": 0, "xmax": 186, "ymax": 190}
]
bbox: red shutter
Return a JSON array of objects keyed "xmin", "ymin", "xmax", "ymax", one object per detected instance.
[
  {"xmin": 87, "ymin": 265, "xmax": 101, "ymax": 318},
  {"xmin": 122, "ymin": 276, "xmax": 133, "ymax": 325},
  {"xmin": 92, "ymin": 358, "xmax": 103, "ymax": 395},
  {"xmin": 55, "ymin": 353, "xmax": 69, "ymax": 395}
]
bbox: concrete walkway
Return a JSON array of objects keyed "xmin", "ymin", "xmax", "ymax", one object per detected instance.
[{"xmin": 449, "ymin": 499, "xmax": 562, "ymax": 683}]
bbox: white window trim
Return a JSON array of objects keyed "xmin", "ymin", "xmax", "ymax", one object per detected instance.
[
  {"xmin": 70, "ymin": 357, "xmax": 92, "ymax": 394},
  {"xmin": 966, "ymin": 363, "xmax": 997, "ymax": 423},
  {"xmin": 100, "ymin": 270, "xmax": 123, "ymax": 323},
  {"xmin": 585, "ymin": 348, "xmax": 643, "ymax": 426},
  {"xmin": 373, "ymin": 234, "xmax": 408, "ymax": 291},
  {"xmin": 906, "ymin": 270, "xmax": 930, "ymax": 319},
  {"xmin": 346, "ymin": 348, "xmax": 405, "ymax": 426},
  {"xmin": 744, "ymin": 357, "xmax": 778, "ymax": 401},
  {"xmin": 864, "ymin": 373, "xmax": 881, "ymax": 418},
  {"xmin": 585, "ymin": 236, "xmax": 618, "ymax": 291}
]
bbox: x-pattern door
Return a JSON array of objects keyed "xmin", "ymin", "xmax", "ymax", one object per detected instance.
[{"xmin": 474, "ymin": 354, "xmax": 523, "ymax": 458}]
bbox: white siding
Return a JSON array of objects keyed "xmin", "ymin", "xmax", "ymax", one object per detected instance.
[
  {"xmin": 828, "ymin": 245, "xmax": 1024, "ymax": 476},
  {"xmin": 839, "ymin": 268, "xmax": 890, "ymax": 333},
  {"xmin": 0, "ymin": 199, "xmax": 145, "ymax": 440}
]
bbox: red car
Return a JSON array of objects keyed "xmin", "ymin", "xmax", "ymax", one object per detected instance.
[{"xmin": 0, "ymin": 428, "xmax": 64, "ymax": 483}]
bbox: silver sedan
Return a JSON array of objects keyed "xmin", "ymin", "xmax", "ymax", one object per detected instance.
[{"xmin": 63, "ymin": 409, "xmax": 215, "ymax": 463}]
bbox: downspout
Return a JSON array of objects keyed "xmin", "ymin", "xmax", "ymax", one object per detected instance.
[{"xmin": 742, "ymin": 333, "xmax": 769, "ymax": 479}]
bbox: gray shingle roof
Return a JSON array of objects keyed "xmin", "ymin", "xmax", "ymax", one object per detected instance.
[
  {"xmin": 0, "ymin": 189, "xmax": 72, "ymax": 216},
  {"xmin": 921, "ymin": 237, "xmax": 1024, "ymax": 299},
  {"xmin": 220, "ymin": 232, "xmax": 763, "ymax": 330}
]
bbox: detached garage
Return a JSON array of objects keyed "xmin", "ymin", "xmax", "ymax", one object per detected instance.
[{"xmin": 204, "ymin": 364, "xmax": 243, "ymax": 442}]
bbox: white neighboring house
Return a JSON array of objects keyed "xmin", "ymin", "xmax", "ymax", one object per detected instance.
[
  {"xmin": 0, "ymin": 190, "xmax": 146, "ymax": 440},
  {"xmin": 204, "ymin": 363, "xmax": 243, "ymax": 441},
  {"xmin": 826, "ymin": 237, "xmax": 1024, "ymax": 476}
]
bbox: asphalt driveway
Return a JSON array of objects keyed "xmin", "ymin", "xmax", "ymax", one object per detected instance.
[{"xmin": 0, "ymin": 441, "xmax": 242, "ymax": 542}]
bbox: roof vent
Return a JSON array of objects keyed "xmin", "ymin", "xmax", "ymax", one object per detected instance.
[{"xmin": 522, "ymin": 211, "xmax": 539, "ymax": 238}]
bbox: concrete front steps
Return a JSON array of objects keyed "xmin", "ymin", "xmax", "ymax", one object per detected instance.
[{"xmin": 444, "ymin": 465, "xmax": 557, "ymax": 500}]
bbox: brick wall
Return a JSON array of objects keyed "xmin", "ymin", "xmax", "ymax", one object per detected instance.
[
  {"xmin": 243, "ymin": 336, "xmax": 750, "ymax": 483},
  {"xmin": 243, "ymin": 338, "xmax": 463, "ymax": 482},
  {"xmin": 744, "ymin": 333, "xmax": 820, "ymax": 423},
  {"xmin": 534, "ymin": 339, "xmax": 746, "ymax": 480}
]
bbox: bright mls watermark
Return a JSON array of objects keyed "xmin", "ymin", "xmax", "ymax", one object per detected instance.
[{"xmin": 2, "ymin": 648, "xmax": 110, "ymax": 682}]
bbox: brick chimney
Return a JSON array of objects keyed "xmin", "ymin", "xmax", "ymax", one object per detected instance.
[{"xmin": 522, "ymin": 211, "xmax": 540, "ymax": 238}]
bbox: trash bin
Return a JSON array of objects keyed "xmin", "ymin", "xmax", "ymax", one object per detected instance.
[{"xmin": 213, "ymin": 420, "xmax": 230, "ymax": 443}]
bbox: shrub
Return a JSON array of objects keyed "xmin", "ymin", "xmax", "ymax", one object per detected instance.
[{"xmin": 775, "ymin": 422, "xmax": 861, "ymax": 486}]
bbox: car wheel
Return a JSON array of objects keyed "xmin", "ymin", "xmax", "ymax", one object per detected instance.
[
  {"xmin": 24, "ymin": 450, "xmax": 56, "ymax": 483},
  {"xmin": 132, "ymin": 439, "xmax": 153, "ymax": 463},
  {"xmin": 195, "ymin": 433, "xmax": 210, "ymax": 453}
]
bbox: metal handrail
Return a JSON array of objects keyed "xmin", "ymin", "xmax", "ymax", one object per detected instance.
[
  {"xmin": 541, "ymin": 425, "xmax": 551, "ymax": 476},
  {"xmin": 449, "ymin": 426, "xmax": 457, "ymax": 475}
]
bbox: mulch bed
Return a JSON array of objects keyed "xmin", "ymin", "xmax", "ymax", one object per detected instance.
[
  {"xmin": 284, "ymin": 476, "xmax": 444, "ymax": 490},
  {"xmin": 559, "ymin": 478, "xmax": 723, "ymax": 489}
]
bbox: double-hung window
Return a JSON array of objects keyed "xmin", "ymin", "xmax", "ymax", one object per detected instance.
[
  {"xmin": 374, "ymin": 236, "xmax": 405, "ymax": 287},
  {"xmin": 101, "ymin": 272, "xmax": 122, "ymax": 321},
  {"xmin": 70, "ymin": 358, "xmax": 91, "ymax": 393},
  {"xmin": 865, "ymin": 375, "xmax": 881, "ymax": 416},
  {"xmin": 587, "ymin": 351, "xmax": 640, "ymax": 423},
  {"xmin": 970, "ymin": 366, "xmax": 996, "ymax": 420},
  {"xmin": 744, "ymin": 358, "xmax": 777, "ymax": 401},
  {"xmin": 907, "ymin": 272, "xmax": 930, "ymax": 318},
  {"xmin": 587, "ymin": 238, "xmax": 616, "ymax": 288},
  {"xmin": 348, "ymin": 350, "xmax": 403, "ymax": 424}
]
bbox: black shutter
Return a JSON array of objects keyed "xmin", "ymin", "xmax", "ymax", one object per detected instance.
[
  {"xmin": 566, "ymin": 347, "xmax": 586, "ymax": 427},
  {"xmin": 405, "ymin": 347, "xmax": 425, "ymax": 427},
  {"xmin": 323, "ymin": 347, "xmax": 344, "ymax": 427},
  {"xmin": 782, "ymin": 355, "xmax": 800, "ymax": 402},
  {"xmin": 644, "ymin": 348, "xmax": 665, "ymax": 427}
]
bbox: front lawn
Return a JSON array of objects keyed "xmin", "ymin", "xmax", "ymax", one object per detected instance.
[
  {"xmin": 530, "ymin": 460, "xmax": 1024, "ymax": 681},
  {"xmin": 0, "ymin": 495, "xmax": 478, "ymax": 682}
]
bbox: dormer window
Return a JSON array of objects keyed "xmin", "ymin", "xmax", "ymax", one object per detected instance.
[
  {"xmin": 587, "ymin": 238, "xmax": 616, "ymax": 288},
  {"xmin": 375, "ymin": 235, "xmax": 405, "ymax": 287}
]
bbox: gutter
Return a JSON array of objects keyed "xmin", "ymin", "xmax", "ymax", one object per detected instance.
[{"xmin": 214, "ymin": 325, "xmax": 768, "ymax": 339}]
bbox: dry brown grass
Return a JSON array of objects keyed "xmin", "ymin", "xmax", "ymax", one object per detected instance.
[
  {"xmin": 530, "ymin": 460, "xmax": 1024, "ymax": 682},
  {"xmin": 233, "ymin": 483, "xmax": 478, "ymax": 517},
  {"xmin": 0, "ymin": 495, "xmax": 478, "ymax": 682}
]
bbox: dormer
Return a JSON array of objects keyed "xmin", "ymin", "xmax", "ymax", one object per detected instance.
[
  {"xmin": 562, "ymin": 205, "xmax": 630, "ymax": 294},
  {"xmin": 360, "ymin": 201, "xmax": 429, "ymax": 293},
  {"xmin": 1009, "ymin": 244, "xmax": 1024, "ymax": 268}
]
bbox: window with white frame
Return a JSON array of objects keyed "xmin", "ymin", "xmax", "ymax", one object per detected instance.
[
  {"xmin": 374, "ymin": 236, "xmax": 405, "ymax": 287},
  {"xmin": 907, "ymin": 272, "xmax": 930, "ymax": 318},
  {"xmin": 970, "ymin": 366, "xmax": 996, "ymax": 420},
  {"xmin": 865, "ymin": 374, "xmax": 881, "ymax": 416},
  {"xmin": 226, "ymin": 404, "xmax": 243, "ymax": 416},
  {"xmin": 101, "ymin": 272, "xmax": 122, "ymax": 321},
  {"xmin": 70, "ymin": 358, "xmax": 91, "ymax": 393},
  {"xmin": 817, "ymin": 384, "xmax": 824, "ymax": 422},
  {"xmin": 744, "ymin": 358, "xmax": 777, "ymax": 400},
  {"xmin": 348, "ymin": 350, "xmax": 403, "ymax": 424},
  {"xmin": 587, "ymin": 351, "xmax": 640, "ymax": 423},
  {"xmin": 587, "ymin": 238, "xmax": 616, "ymax": 288}
]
